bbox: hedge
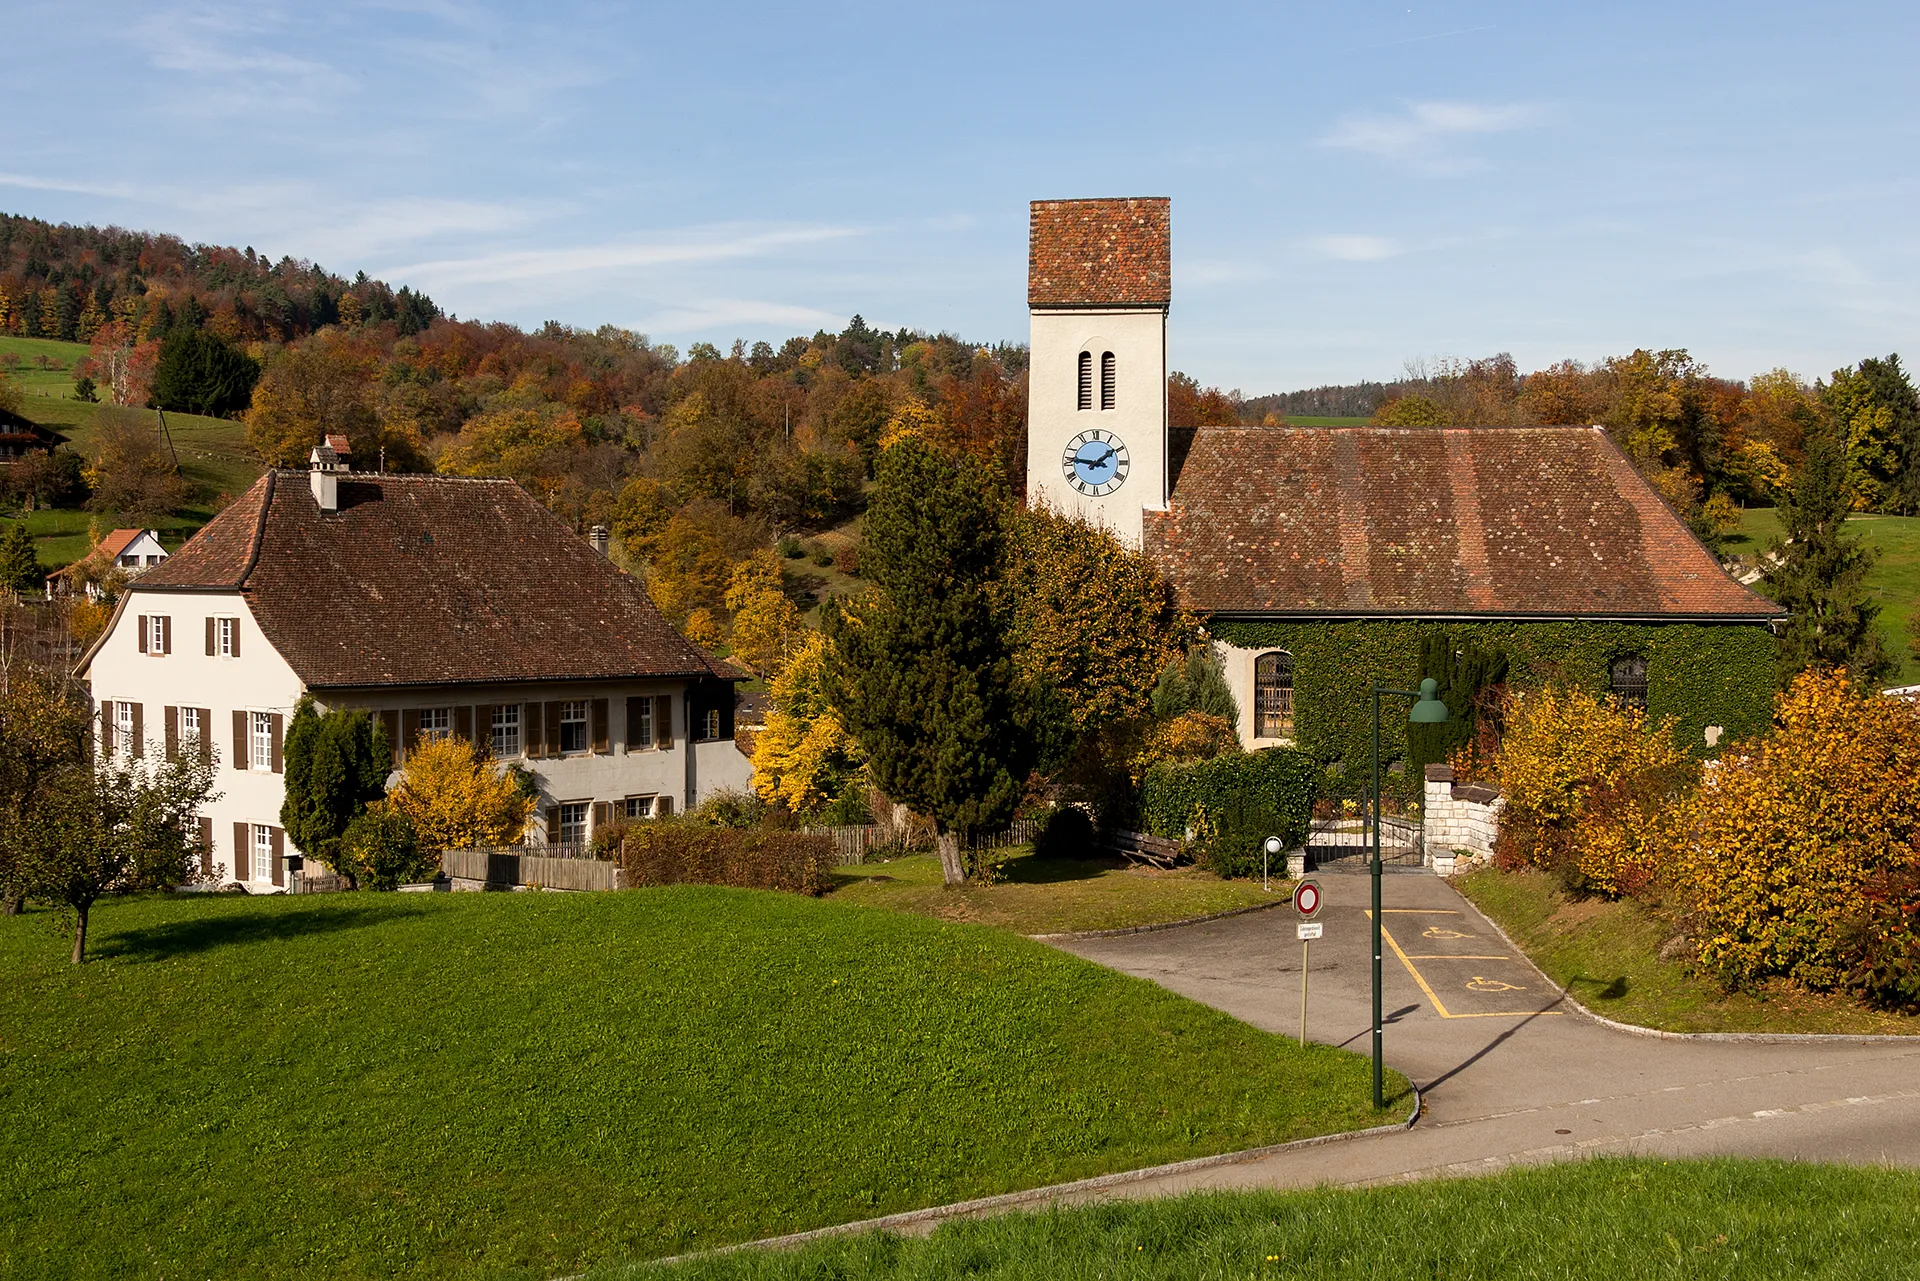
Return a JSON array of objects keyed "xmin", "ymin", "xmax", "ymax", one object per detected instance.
[
  {"xmin": 1211, "ymin": 620, "xmax": 1776, "ymax": 793},
  {"xmin": 1140, "ymin": 749, "xmax": 1319, "ymax": 878},
  {"xmin": 618, "ymin": 824, "xmax": 835, "ymax": 896}
]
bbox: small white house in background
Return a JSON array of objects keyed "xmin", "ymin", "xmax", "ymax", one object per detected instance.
[
  {"xmin": 47, "ymin": 528, "xmax": 170, "ymax": 601},
  {"xmin": 78, "ymin": 449, "xmax": 751, "ymax": 891}
]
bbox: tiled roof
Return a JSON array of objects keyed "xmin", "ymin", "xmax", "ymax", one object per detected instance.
[
  {"xmin": 96, "ymin": 529, "xmax": 150, "ymax": 560},
  {"xmin": 1145, "ymin": 426, "xmax": 1781, "ymax": 620},
  {"xmin": 135, "ymin": 472, "xmax": 729, "ymax": 688},
  {"xmin": 1029, "ymin": 198, "xmax": 1171, "ymax": 308}
]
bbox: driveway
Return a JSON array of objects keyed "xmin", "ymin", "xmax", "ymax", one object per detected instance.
[{"xmin": 1052, "ymin": 868, "xmax": 1920, "ymax": 1195}]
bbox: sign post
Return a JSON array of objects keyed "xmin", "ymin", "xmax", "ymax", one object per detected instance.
[{"xmin": 1293, "ymin": 879, "xmax": 1323, "ymax": 1046}]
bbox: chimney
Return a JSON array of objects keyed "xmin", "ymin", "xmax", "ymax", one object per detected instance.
[
  {"xmin": 588, "ymin": 525, "xmax": 610, "ymax": 557},
  {"xmin": 309, "ymin": 443, "xmax": 342, "ymax": 513}
]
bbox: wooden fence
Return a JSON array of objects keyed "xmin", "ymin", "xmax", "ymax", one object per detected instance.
[
  {"xmin": 441, "ymin": 847, "xmax": 623, "ymax": 891},
  {"xmin": 801, "ymin": 815, "xmax": 1046, "ymax": 866}
]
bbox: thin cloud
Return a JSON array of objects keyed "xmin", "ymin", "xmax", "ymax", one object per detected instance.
[
  {"xmin": 393, "ymin": 226, "xmax": 861, "ymax": 288},
  {"xmin": 1309, "ymin": 235, "xmax": 1404, "ymax": 262},
  {"xmin": 640, "ymin": 299, "xmax": 843, "ymax": 334},
  {"xmin": 1321, "ymin": 100, "xmax": 1543, "ymax": 173}
]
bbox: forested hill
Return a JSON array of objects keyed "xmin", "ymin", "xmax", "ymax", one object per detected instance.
[{"xmin": 0, "ymin": 212, "xmax": 439, "ymax": 344}]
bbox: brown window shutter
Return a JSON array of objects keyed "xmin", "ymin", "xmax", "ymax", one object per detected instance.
[
  {"xmin": 198, "ymin": 709, "xmax": 213, "ymax": 761},
  {"xmin": 545, "ymin": 702, "xmax": 563, "ymax": 755},
  {"xmin": 233, "ymin": 822, "xmax": 250, "ymax": 880},
  {"xmin": 97, "ymin": 701, "xmax": 112, "ymax": 756},
  {"xmin": 655, "ymin": 694, "xmax": 673, "ymax": 749},
  {"xmin": 453, "ymin": 705, "xmax": 473, "ymax": 744},
  {"xmin": 198, "ymin": 817, "xmax": 213, "ymax": 876},
  {"xmin": 590, "ymin": 698, "xmax": 610, "ymax": 754},
  {"xmin": 230, "ymin": 621, "xmax": 240, "ymax": 657},
  {"xmin": 592, "ymin": 800, "xmax": 611, "ymax": 833},
  {"xmin": 164, "ymin": 706, "xmax": 178, "ymax": 759},
  {"xmin": 522, "ymin": 701, "xmax": 543, "ymax": 758},
  {"xmin": 162, "ymin": 615, "xmax": 172, "ymax": 655},
  {"xmin": 269, "ymin": 713, "xmax": 284, "ymax": 773},
  {"xmin": 624, "ymin": 696, "xmax": 644, "ymax": 749},
  {"xmin": 233, "ymin": 709, "xmax": 248, "ymax": 770},
  {"xmin": 474, "ymin": 704, "xmax": 494, "ymax": 753},
  {"xmin": 129, "ymin": 703, "xmax": 143, "ymax": 758},
  {"xmin": 545, "ymin": 806, "xmax": 561, "ymax": 843},
  {"xmin": 137, "ymin": 616, "xmax": 148, "ymax": 654},
  {"xmin": 270, "ymin": 828, "xmax": 285, "ymax": 886},
  {"xmin": 656, "ymin": 795, "xmax": 674, "ymax": 817},
  {"xmin": 401, "ymin": 709, "xmax": 422, "ymax": 758},
  {"xmin": 205, "ymin": 616, "xmax": 216, "ymax": 656},
  {"xmin": 377, "ymin": 710, "xmax": 400, "ymax": 768}
]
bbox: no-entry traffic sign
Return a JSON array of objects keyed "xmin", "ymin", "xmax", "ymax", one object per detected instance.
[{"xmin": 1293, "ymin": 879, "xmax": 1322, "ymax": 920}]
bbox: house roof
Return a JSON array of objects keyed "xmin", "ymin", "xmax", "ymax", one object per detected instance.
[
  {"xmin": 0, "ymin": 408, "xmax": 69, "ymax": 445},
  {"xmin": 129, "ymin": 471, "xmax": 733, "ymax": 689},
  {"xmin": 98, "ymin": 529, "xmax": 155, "ymax": 560},
  {"xmin": 1145, "ymin": 425, "xmax": 1782, "ymax": 621},
  {"xmin": 1029, "ymin": 198, "xmax": 1171, "ymax": 309},
  {"xmin": 49, "ymin": 529, "xmax": 158, "ymax": 580}
]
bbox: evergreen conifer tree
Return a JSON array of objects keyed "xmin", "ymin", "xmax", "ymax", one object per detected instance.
[
  {"xmin": 1766, "ymin": 417, "xmax": 1895, "ymax": 687},
  {"xmin": 279, "ymin": 698, "xmax": 391, "ymax": 887},
  {"xmin": 825, "ymin": 438, "xmax": 1037, "ymax": 884},
  {"xmin": 1407, "ymin": 631, "xmax": 1507, "ymax": 773},
  {"xmin": 0, "ymin": 523, "xmax": 43, "ymax": 592}
]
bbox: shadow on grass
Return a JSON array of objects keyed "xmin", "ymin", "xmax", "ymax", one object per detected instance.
[
  {"xmin": 1001, "ymin": 855, "xmax": 1120, "ymax": 886},
  {"xmin": 97, "ymin": 902, "xmax": 422, "ymax": 963},
  {"xmin": 1569, "ymin": 974, "xmax": 1632, "ymax": 1001}
]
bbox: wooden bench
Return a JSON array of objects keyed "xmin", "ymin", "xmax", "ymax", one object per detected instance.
[{"xmin": 1101, "ymin": 829, "xmax": 1186, "ymax": 870}]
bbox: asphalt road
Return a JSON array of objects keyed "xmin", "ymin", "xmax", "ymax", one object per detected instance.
[{"xmin": 1052, "ymin": 868, "xmax": 1920, "ymax": 1196}]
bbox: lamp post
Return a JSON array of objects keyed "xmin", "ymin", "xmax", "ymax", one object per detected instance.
[{"xmin": 1369, "ymin": 677, "xmax": 1449, "ymax": 1109}]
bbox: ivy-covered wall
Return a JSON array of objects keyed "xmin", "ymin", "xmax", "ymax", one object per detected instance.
[{"xmin": 1211, "ymin": 620, "xmax": 1777, "ymax": 791}]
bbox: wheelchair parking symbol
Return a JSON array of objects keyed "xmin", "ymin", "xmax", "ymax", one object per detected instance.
[{"xmin": 1466, "ymin": 976, "xmax": 1524, "ymax": 993}]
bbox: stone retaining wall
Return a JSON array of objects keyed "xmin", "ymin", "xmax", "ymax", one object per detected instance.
[{"xmin": 1422, "ymin": 764, "xmax": 1503, "ymax": 875}]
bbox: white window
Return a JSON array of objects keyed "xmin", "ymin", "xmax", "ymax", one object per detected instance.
[
  {"xmin": 624, "ymin": 795, "xmax": 656, "ymax": 820},
  {"xmin": 252, "ymin": 824, "xmax": 274, "ymax": 882},
  {"xmin": 250, "ymin": 711, "xmax": 274, "ymax": 771},
  {"xmin": 114, "ymin": 701, "xmax": 134, "ymax": 758},
  {"xmin": 217, "ymin": 617, "xmax": 237, "ymax": 657},
  {"xmin": 558, "ymin": 801, "xmax": 589, "ymax": 846},
  {"xmin": 558, "ymin": 700, "xmax": 588, "ymax": 754},
  {"xmin": 491, "ymin": 705, "xmax": 522, "ymax": 758},
  {"xmin": 180, "ymin": 706, "xmax": 201, "ymax": 750},
  {"xmin": 700, "ymin": 707, "xmax": 721, "ymax": 741},
  {"xmin": 146, "ymin": 615, "xmax": 168, "ymax": 654},
  {"xmin": 630, "ymin": 698, "xmax": 653, "ymax": 748},
  {"xmin": 420, "ymin": 707, "xmax": 451, "ymax": 744}
]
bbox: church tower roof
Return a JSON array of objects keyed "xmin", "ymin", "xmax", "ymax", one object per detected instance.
[{"xmin": 1029, "ymin": 198, "xmax": 1171, "ymax": 309}]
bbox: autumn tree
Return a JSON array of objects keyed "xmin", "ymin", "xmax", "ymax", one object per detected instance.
[
  {"xmin": 1371, "ymin": 394, "xmax": 1451, "ymax": 427},
  {"xmin": 0, "ymin": 669, "xmax": 90, "ymax": 915},
  {"xmin": 1167, "ymin": 372, "xmax": 1241, "ymax": 426},
  {"xmin": 1765, "ymin": 415, "xmax": 1894, "ymax": 687},
  {"xmin": 724, "ymin": 550, "xmax": 806, "ymax": 679},
  {"xmin": 244, "ymin": 331, "xmax": 380, "ymax": 466},
  {"xmin": 83, "ymin": 407, "xmax": 191, "ymax": 519},
  {"xmin": 279, "ymin": 698, "xmax": 390, "ymax": 888},
  {"xmin": 751, "ymin": 631, "xmax": 865, "ymax": 817},
  {"xmin": 0, "ymin": 369, "xmax": 23, "ymax": 416},
  {"xmin": 825, "ymin": 438, "xmax": 1041, "ymax": 884},
  {"xmin": 385, "ymin": 735, "xmax": 534, "ymax": 851}
]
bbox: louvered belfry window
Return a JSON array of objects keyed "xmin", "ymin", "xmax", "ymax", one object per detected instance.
[
  {"xmin": 1077, "ymin": 351, "xmax": 1093, "ymax": 410},
  {"xmin": 1100, "ymin": 351, "xmax": 1116, "ymax": 410}
]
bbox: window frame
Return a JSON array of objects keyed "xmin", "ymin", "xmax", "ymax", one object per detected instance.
[
  {"xmin": 558, "ymin": 700, "xmax": 589, "ymax": 755},
  {"xmin": 217, "ymin": 617, "xmax": 237, "ymax": 657},
  {"xmin": 180, "ymin": 705, "xmax": 201, "ymax": 750},
  {"xmin": 252, "ymin": 824, "xmax": 274, "ymax": 883},
  {"xmin": 114, "ymin": 701, "xmax": 135, "ymax": 758},
  {"xmin": 490, "ymin": 704, "xmax": 522, "ymax": 759},
  {"xmin": 250, "ymin": 711, "xmax": 274, "ymax": 772},
  {"xmin": 146, "ymin": 614, "xmax": 167, "ymax": 655},
  {"xmin": 419, "ymin": 706, "xmax": 451, "ymax": 744},
  {"xmin": 1254, "ymin": 650, "xmax": 1296, "ymax": 740},
  {"xmin": 558, "ymin": 801, "xmax": 590, "ymax": 846},
  {"xmin": 624, "ymin": 795, "xmax": 657, "ymax": 821},
  {"xmin": 630, "ymin": 698, "xmax": 653, "ymax": 749},
  {"xmin": 1609, "ymin": 654, "xmax": 1649, "ymax": 711}
]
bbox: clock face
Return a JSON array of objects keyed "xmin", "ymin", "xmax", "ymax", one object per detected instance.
[{"xmin": 1062, "ymin": 429, "xmax": 1130, "ymax": 497}]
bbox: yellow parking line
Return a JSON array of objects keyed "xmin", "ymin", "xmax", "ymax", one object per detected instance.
[
  {"xmin": 1368, "ymin": 912, "xmax": 1566, "ymax": 1020},
  {"xmin": 1368, "ymin": 911, "xmax": 1453, "ymax": 1017},
  {"xmin": 1380, "ymin": 909, "xmax": 1461, "ymax": 914},
  {"xmin": 1403, "ymin": 954, "xmax": 1511, "ymax": 960}
]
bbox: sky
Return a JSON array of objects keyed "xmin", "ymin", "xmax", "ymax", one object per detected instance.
[{"xmin": 5, "ymin": 1, "xmax": 1918, "ymax": 395}]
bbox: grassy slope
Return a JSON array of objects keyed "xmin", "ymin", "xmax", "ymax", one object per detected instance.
[
  {"xmin": 0, "ymin": 889, "xmax": 1405, "ymax": 1280},
  {"xmin": 1726, "ymin": 506, "xmax": 1920, "ymax": 684},
  {"xmin": 625, "ymin": 1158, "xmax": 1920, "ymax": 1280},
  {"xmin": 1456, "ymin": 868, "xmax": 1920, "ymax": 1035},
  {"xmin": 832, "ymin": 846, "xmax": 1279, "ymax": 935}
]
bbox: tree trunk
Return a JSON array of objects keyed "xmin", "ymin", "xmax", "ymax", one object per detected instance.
[
  {"xmin": 1, "ymin": 881, "xmax": 22, "ymax": 916},
  {"xmin": 71, "ymin": 902, "xmax": 89, "ymax": 964},
  {"xmin": 935, "ymin": 830, "xmax": 967, "ymax": 886}
]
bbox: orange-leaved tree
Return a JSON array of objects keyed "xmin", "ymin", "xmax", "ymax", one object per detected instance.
[
  {"xmin": 385, "ymin": 735, "xmax": 534, "ymax": 851},
  {"xmin": 1674, "ymin": 669, "xmax": 1920, "ymax": 991}
]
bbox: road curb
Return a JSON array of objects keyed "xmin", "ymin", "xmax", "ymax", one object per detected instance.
[
  {"xmin": 1467, "ymin": 898, "xmax": 1920, "ymax": 1045},
  {"xmin": 1027, "ymin": 895, "xmax": 1291, "ymax": 942},
  {"xmin": 623, "ymin": 1088, "xmax": 1423, "ymax": 1272}
]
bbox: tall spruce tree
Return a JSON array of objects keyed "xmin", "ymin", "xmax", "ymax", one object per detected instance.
[
  {"xmin": 825, "ymin": 437, "xmax": 1036, "ymax": 885},
  {"xmin": 1765, "ymin": 417, "xmax": 1895, "ymax": 687},
  {"xmin": 1857, "ymin": 354, "xmax": 1920, "ymax": 515},
  {"xmin": 1407, "ymin": 631, "xmax": 1507, "ymax": 774},
  {"xmin": 0, "ymin": 522, "xmax": 43, "ymax": 592},
  {"xmin": 279, "ymin": 698, "xmax": 390, "ymax": 887}
]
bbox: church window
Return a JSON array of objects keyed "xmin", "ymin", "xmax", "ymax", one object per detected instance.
[
  {"xmin": 1609, "ymin": 655, "xmax": 1648, "ymax": 710},
  {"xmin": 1077, "ymin": 351, "xmax": 1093, "ymax": 410},
  {"xmin": 1255, "ymin": 651, "xmax": 1294, "ymax": 739},
  {"xmin": 1100, "ymin": 351, "xmax": 1116, "ymax": 410}
]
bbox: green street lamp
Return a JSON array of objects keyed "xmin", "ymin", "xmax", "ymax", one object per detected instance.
[{"xmin": 1369, "ymin": 677, "xmax": 1449, "ymax": 1109}]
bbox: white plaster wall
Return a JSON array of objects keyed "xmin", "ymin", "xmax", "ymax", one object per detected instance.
[
  {"xmin": 694, "ymin": 738, "xmax": 754, "ymax": 799},
  {"xmin": 1026, "ymin": 307, "xmax": 1168, "ymax": 546},
  {"xmin": 86, "ymin": 589, "xmax": 303, "ymax": 888},
  {"xmin": 1212, "ymin": 638, "xmax": 1289, "ymax": 751}
]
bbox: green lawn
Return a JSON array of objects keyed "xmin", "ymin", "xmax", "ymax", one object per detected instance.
[
  {"xmin": 621, "ymin": 1157, "xmax": 1920, "ymax": 1280},
  {"xmin": 1727, "ymin": 506, "xmax": 1920, "ymax": 684},
  {"xmin": 1456, "ymin": 868, "xmax": 1920, "ymax": 1035},
  {"xmin": 831, "ymin": 846, "xmax": 1280, "ymax": 936},
  {"xmin": 0, "ymin": 334, "xmax": 91, "ymax": 394},
  {"xmin": 0, "ymin": 889, "xmax": 1405, "ymax": 1280}
]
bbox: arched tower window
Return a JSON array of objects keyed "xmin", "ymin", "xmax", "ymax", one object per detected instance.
[
  {"xmin": 1077, "ymin": 351, "xmax": 1093, "ymax": 410},
  {"xmin": 1100, "ymin": 351, "xmax": 1116, "ymax": 410},
  {"xmin": 1255, "ymin": 651, "xmax": 1294, "ymax": 738},
  {"xmin": 1609, "ymin": 654, "xmax": 1648, "ymax": 710}
]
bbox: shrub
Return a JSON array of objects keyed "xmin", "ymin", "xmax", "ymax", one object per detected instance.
[
  {"xmin": 692, "ymin": 788, "xmax": 765, "ymax": 828},
  {"xmin": 340, "ymin": 806, "xmax": 431, "ymax": 890},
  {"xmin": 834, "ymin": 543, "xmax": 861, "ymax": 576},
  {"xmin": 617, "ymin": 823, "xmax": 833, "ymax": 895},
  {"xmin": 810, "ymin": 544, "xmax": 834, "ymax": 567},
  {"xmin": 1131, "ymin": 710, "xmax": 1240, "ymax": 777},
  {"xmin": 1489, "ymin": 685, "xmax": 1696, "ymax": 897},
  {"xmin": 1836, "ymin": 867, "xmax": 1920, "ymax": 1013},
  {"xmin": 776, "ymin": 535, "xmax": 803, "ymax": 558},
  {"xmin": 588, "ymin": 818, "xmax": 634, "ymax": 861},
  {"xmin": 1675, "ymin": 670, "xmax": 1920, "ymax": 990},
  {"xmin": 1032, "ymin": 806, "xmax": 1095, "ymax": 861},
  {"xmin": 813, "ymin": 785, "xmax": 873, "ymax": 827},
  {"xmin": 386, "ymin": 735, "xmax": 535, "ymax": 850},
  {"xmin": 1140, "ymin": 749, "xmax": 1318, "ymax": 878}
]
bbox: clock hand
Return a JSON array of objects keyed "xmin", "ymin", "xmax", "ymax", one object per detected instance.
[{"xmin": 1092, "ymin": 446, "xmax": 1116, "ymax": 467}]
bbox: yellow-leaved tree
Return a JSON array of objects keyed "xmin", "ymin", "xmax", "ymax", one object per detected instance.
[
  {"xmin": 1675, "ymin": 669, "xmax": 1920, "ymax": 990},
  {"xmin": 386, "ymin": 736, "xmax": 535, "ymax": 851},
  {"xmin": 1488, "ymin": 684, "xmax": 1696, "ymax": 897},
  {"xmin": 724, "ymin": 550, "xmax": 805, "ymax": 679},
  {"xmin": 751, "ymin": 631, "xmax": 864, "ymax": 817}
]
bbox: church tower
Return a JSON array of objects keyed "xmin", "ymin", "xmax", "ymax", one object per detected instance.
[{"xmin": 1026, "ymin": 197, "xmax": 1170, "ymax": 546}]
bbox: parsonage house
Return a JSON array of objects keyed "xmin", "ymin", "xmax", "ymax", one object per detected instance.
[
  {"xmin": 1024, "ymin": 197, "xmax": 1785, "ymax": 774},
  {"xmin": 78, "ymin": 449, "xmax": 750, "ymax": 889}
]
